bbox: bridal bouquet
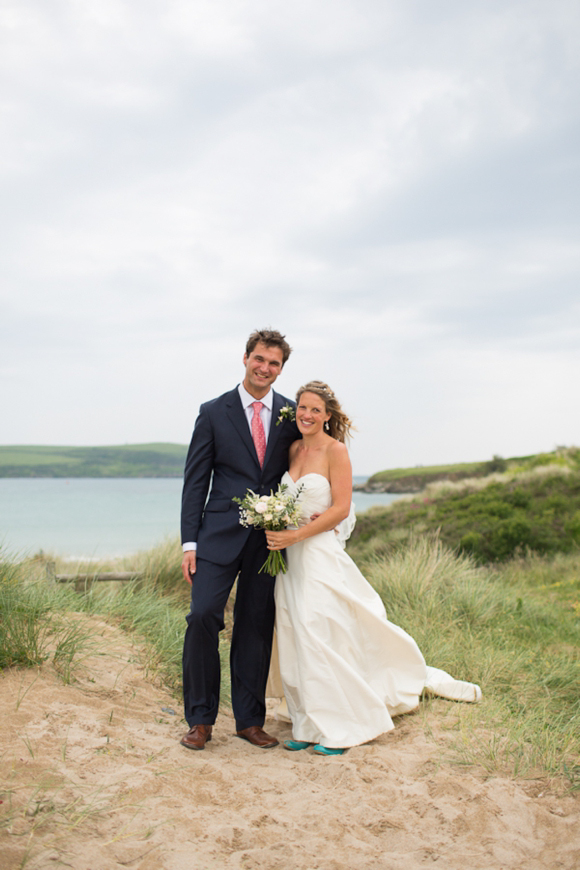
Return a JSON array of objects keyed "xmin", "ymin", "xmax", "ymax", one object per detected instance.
[{"xmin": 233, "ymin": 482, "xmax": 304, "ymax": 576}]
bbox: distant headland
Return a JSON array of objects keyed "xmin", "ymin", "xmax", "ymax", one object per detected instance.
[
  {"xmin": 0, "ymin": 443, "xmax": 188, "ymax": 478},
  {"xmin": 1, "ymin": 444, "xmax": 577, "ymax": 488},
  {"xmin": 354, "ymin": 448, "xmax": 578, "ymax": 493}
]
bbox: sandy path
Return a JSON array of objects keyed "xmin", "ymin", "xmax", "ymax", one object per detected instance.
[{"xmin": 1, "ymin": 617, "xmax": 578, "ymax": 870}]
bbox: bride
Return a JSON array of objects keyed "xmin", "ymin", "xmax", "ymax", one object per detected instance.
[{"xmin": 265, "ymin": 381, "xmax": 481, "ymax": 757}]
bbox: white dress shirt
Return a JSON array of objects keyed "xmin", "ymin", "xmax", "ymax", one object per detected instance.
[
  {"xmin": 237, "ymin": 382, "xmax": 273, "ymax": 441},
  {"xmin": 182, "ymin": 384, "xmax": 274, "ymax": 553}
]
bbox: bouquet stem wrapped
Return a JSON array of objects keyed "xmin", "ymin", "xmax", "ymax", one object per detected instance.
[
  {"xmin": 260, "ymin": 548, "xmax": 287, "ymax": 577},
  {"xmin": 233, "ymin": 482, "xmax": 304, "ymax": 576}
]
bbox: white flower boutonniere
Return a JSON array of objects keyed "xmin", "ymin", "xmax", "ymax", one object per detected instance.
[{"xmin": 276, "ymin": 404, "xmax": 296, "ymax": 426}]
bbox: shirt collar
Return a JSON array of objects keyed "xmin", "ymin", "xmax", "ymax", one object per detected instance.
[{"xmin": 238, "ymin": 383, "xmax": 273, "ymax": 411}]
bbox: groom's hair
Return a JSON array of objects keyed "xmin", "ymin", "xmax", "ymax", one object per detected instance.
[{"xmin": 246, "ymin": 329, "xmax": 292, "ymax": 365}]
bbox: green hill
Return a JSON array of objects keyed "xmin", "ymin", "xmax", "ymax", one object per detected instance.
[
  {"xmin": 0, "ymin": 443, "xmax": 188, "ymax": 478},
  {"xmin": 357, "ymin": 450, "xmax": 579, "ymax": 492},
  {"xmin": 349, "ymin": 448, "xmax": 580, "ymax": 563}
]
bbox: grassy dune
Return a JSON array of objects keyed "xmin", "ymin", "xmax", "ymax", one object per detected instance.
[
  {"xmin": 2, "ymin": 534, "xmax": 579, "ymax": 789},
  {"xmin": 352, "ymin": 454, "xmax": 580, "ymax": 563},
  {"xmin": 357, "ymin": 539, "xmax": 580, "ymax": 784}
]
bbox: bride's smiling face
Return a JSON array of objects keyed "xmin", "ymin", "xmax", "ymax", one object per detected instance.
[{"xmin": 296, "ymin": 391, "xmax": 330, "ymax": 436}]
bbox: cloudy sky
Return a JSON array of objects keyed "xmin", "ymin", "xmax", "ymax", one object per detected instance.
[{"xmin": 1, "ymin": 0, "xmax": 579, "ymax": 475}]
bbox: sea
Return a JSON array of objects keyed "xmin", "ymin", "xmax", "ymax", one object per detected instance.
[{"xmin": 0, "ymin": 477, "xmax": 403, "ymax": 560}]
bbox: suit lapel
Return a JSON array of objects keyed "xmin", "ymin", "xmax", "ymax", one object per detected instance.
[
  {"xmin": 225, "ymin": 389, "xmax": 261, "ymax": 470},
  {"xmin": 263, "ymin": 391, "xmax": 285, "ymax": 471}
]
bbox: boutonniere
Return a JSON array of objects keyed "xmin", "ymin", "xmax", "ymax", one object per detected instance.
[{"xmin": 276, "ymin": 404, "xmax": 296, "ymax": 426}]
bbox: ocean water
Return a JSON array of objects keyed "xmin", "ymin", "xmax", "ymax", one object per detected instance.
[{"xmin": 0, "ymin": 477, "xmax": 403, "ymax": 559}]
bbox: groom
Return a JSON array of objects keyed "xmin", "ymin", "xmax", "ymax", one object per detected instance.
[{"xmin": 180, "ymin": 328, "xmax": 299, "ymax": 750}]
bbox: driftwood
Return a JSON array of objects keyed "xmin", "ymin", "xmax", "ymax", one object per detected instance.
[
  {"xmin": 55, "ymin": 572, "xmax": 141, "ymax": 583},
  {"xmin": 44, "ymin": 563, "xmax": 142, "ymax": 589}
]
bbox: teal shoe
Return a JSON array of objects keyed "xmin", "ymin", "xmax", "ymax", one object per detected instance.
[
  {"xmin": 283, "ymin": 740, "xmax": 312, "ymax": 751},
  {"xmin": 313, "ymin": 744, "xmax": 344, "ymax": 756}
]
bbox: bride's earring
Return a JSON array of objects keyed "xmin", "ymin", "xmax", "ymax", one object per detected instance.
[{"xmin": 324, "ymin": 421, "xmax": 330, "ymax": 432}]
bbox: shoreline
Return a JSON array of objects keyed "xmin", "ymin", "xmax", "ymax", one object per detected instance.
[{"xmin": 0, "ymin": 478, "xmax": 403, "ymax": 561}]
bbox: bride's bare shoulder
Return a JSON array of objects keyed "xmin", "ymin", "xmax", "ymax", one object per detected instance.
[{"xmin": 326, "ymin": 439, "xmax": 350, "ymax": 466}]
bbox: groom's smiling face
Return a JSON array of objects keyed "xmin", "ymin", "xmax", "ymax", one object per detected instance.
[{"xmin": 242, "ymin": 342, "xmax": 284, "ymax": 398}]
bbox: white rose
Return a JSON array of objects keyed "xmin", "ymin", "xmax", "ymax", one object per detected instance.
[
  {"xmin": 274, "ymin": 502, "xmax": 285, "ymax": 512},
  {"xmin": 259, "ymin": 495, "xmax": 270, "ymax": 502},
  {"xmin": 282, "ymin": 513, "xmax": 290, "ymax": 523},
  {"xmin": 255, "ymin": 502, "xmax": 267, "ymax": 514},
  {"xmin": 246, "ymin": 516, "xmax": 255, "ymax": 525},
  {"xmin": 263, "ymin": 513, "xmax": 273, "ymax": 521}
]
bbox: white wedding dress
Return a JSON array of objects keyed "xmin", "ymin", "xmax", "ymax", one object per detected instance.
[{"xmin": 268, "ymin": 472, "xmax": 481, "ymax": 749}]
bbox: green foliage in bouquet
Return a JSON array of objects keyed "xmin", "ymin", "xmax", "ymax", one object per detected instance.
[{"xmin": 233, "ymin": 483, "xmax": 304, "ymax": 576}]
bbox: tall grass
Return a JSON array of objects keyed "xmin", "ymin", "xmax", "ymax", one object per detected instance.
[
  {"xmin": 87, "ymin": 581, "xmax": 185, "ymax": 688},
  {"xmin": 2, "ymin": 544, "xmax": 230, "ymax": 707},
  {"xmin": 81, "ymin": 579, "xmax": 232, "ymax": 706},
  {"xmin": 358, "ymin": 536, "xmax": 580, "ymax": 785},
  {"xmin": 128, "ymin": 536, "xmax": 186, "ymax": 597},
  {"xmin": 0, "ymin": 557, "xmax": 47, "ymax": 669},
  {"xmin": 0, "ymin": 553, "xmax": 91, "ymax": 674},
  {"xmin": 364, "ymin": 537, "xmax": 502, "ymax": 663},
  {"xmin": 4, "ymin": 537, "xmax": 578, "ymax": 786}
]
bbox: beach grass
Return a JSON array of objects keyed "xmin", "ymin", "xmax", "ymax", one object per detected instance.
[
  {"xmin": 0, "ymin": 554, "xmax": 91, "ymax": 672},
  {"xmin": 358, "ymin": 536, "xmax": 580, "ymax": 786},
  {"xmin": 1, "ymin": 544, "xmax": 231, "ymax": 709},
  {"xmin": 129, "ymin": 536, "xmax": 187, "ymax": 598},
  {"xmin": 3, "ymin": 537, "xmax": 578, "ymax": 787},
  {"xmin": 82, "ymin": 578, "xmax": 232, "ymax": 707}
]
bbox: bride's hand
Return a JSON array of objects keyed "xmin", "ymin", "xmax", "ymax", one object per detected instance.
[{"xmin": 265, "ymin": 529, "xmax": 300, "ymax": 550}]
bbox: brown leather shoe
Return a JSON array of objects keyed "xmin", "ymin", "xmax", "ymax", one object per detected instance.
[
  {"xmin": 236, "ymin": 726, "xmax": 279, "ymax": 748},
  {"xmin": 180, "ymin": 724, "xmax": 212, "ymax": 750}
]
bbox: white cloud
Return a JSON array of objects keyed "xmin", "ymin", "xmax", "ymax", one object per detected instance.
[{"xmin": 1, "ymin": 0, "xmax": 579, "ymax": 473}]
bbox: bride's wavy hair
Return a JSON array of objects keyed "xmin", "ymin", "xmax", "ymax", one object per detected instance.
[{"xmin": 295, "ymin": 381, "xmax": 354, "ymax": 444}]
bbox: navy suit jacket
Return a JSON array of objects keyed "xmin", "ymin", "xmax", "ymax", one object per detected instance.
[{"xmin": 181, "ymin": 387, "xmax": 300, "ymax": 565}]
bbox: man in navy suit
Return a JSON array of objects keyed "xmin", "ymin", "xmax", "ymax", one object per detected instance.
[{"xmin": 180, "ymin": 329, "xmax": 300, "ymax": 750}]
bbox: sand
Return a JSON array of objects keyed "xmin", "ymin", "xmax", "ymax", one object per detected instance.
[{"xmin": 1, "ymin": 616, "xmax": 578, "ymax": 870}]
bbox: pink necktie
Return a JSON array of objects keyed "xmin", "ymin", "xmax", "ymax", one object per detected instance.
[{"xmin": 251, "ymin": 402, "xmax": 266, "ymax": 467}]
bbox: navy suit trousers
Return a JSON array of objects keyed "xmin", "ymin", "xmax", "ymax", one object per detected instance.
[{"xmin": 182, "ymin": 528, "xmax": 276, "ymax": 731}]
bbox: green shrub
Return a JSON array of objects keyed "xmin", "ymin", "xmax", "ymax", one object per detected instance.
[
  {"xmin": 350, "ymin": 468, "xmax": 580, "ymax": 563},
  {"xmin": 484, "ymin": 454, "xmax": 507, "ymax": 473},
  {"xmin": 459, "ymin": 530, "xmax": 484, "ymax": 558},
  {"xmin": 506, "ymin": 488, "xmax": 530, "ymax": 508}
]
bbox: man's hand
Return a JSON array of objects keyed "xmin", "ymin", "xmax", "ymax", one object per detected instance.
[{"xmin": 182, "ymin": 551, "xmax": 196, "ymax": 586}]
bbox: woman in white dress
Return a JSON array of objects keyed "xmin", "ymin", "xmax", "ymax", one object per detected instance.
[{"xmin": 265, "ymin": 381, "xmax": 481, "ymax": 756}]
